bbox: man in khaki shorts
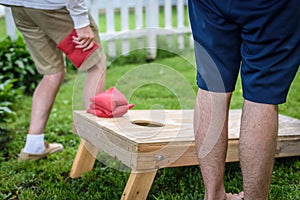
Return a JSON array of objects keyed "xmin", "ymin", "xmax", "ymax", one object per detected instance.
[{"xmin": 0, "ymin": 0, "xmax": 106, "ymax": 161}]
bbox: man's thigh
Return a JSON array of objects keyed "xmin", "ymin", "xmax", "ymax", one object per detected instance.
[
  {"xmin": 12, "ymin": 6, "xmax": 104, "ymax": 74},
  {"xmin": 237, "ymin": 0, "xmax": 300, "ymax": 104},
  {"xmin": 188, "ymin": 0, "xmax": 242, "ymax": 93}
]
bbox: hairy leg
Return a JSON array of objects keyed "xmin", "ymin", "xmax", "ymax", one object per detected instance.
[
  {"xmin": 73, "ymin": 54, "xmax": 106, "ymax": 163},
  {"xmin": 194, "ymin": 88, "xmax": 232, "ymax": 200},
  {"xmin": 83, "ymin": 54, "xmax": 106, "ymax": 108},
  {"xmin": 28, "ymin": 70, "xmax": 66, "ymax": 135},
  {"xmin": 240, "ymin": 100, "xmax": 278, "ymax": 200}
]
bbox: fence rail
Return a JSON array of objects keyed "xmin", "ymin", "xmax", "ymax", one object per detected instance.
[{"xmin": 3, "ymin": 0, "xmax": 192, "ymax": 59}]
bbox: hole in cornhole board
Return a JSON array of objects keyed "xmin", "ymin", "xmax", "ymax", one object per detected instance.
[{"xmin": 131, "ymin": 120, "xmax": 164, "ymax": 128}]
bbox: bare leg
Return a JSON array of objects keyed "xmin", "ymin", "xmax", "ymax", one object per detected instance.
[
  {"xmin": 194, "ymin": 88, "xmax": 232, "ymax": 200},
  {"xmin": 240, "ymin": 100, "xmax": 278, "ymax": 200},
  {"xmin": 81, "ymin": 54, "xmax": 106, "ymax": 154},
  {"xmin": 83, "ymin": 54, "xmax": 106, "ymax": 108},
  {"xmin": 28, "ymin": 70, "xmax": 66, "ymax": 135},
  {"xmin": 70, "ymin": 55, "xmax": 106, "ymax": 177}
]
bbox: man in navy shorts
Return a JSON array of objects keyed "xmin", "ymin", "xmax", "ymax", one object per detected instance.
[{"xmin": 188, "ymin": 0, "xmax": 300, "ymax": 199}]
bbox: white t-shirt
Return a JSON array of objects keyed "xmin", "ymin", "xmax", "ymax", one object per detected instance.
[{"xmin": 0, "ymin": 0, "xmax": 89, "ymax": 29}]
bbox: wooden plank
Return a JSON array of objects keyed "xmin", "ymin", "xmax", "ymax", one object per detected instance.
[
  {"xmin": 71, "ymin": 108, "xmax": 300, "ymax": 200},
  {"xmin": 278, "ymin": 114, "xmax": 300, "ymax": 136},
  {"xmin": 73, "ymin": 110, "xmax": 300, "ymax": 171},
  {"xmin": 73, "ymin": 109, "xmax": 300, "ymax": 144},
  {"xmin": 275, "ymin": 137, "xmax": 300, "ymax": 157},
  {"xmin": 89, "ymin": 110, "xmax": 196, "ymax": 143},
  {"xmin": 133, "ymin": 136, "xmax": 300, "ymax": 171},
  {"xmin": 121, "ymin": 170, "xmax": 157, "ymax": 200},
  {"xmin": 133, "ymin": 140, "xmax": 238, "ymax": 170},
  {"xmin": 73, "ymin": 112, "xmax": 138, "ymax": 169},
  {"xmin": 70, "ymin": 139, "xmax": 98, "ymax": 178}
]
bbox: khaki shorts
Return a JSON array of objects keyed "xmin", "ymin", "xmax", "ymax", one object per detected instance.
[{"xmin": 11, "ymin": 6, "xmax": 104, "ymax": 75}]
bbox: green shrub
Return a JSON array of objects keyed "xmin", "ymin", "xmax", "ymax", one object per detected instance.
[
  {"xmin": 0, "ymin": 37, "xmax": 41, "ymax": 94},
  {"xmin": 0, "ymin": 75, "xmax": 22, "ymax": 159},
  {"xmin": 0, "ymin": 76, "xmax": 21, "ymax": 123}
]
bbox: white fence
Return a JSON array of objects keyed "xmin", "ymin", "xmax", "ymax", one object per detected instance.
[
  {"xmin": 0, "ymin": 5, "xmax": 4, "ymax": 17},
  {"xmin": 3, "ymin": 0, "xmax": 192, "ymax": 59}
]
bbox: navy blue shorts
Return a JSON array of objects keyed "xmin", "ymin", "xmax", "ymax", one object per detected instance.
[{"xmin": 188, "ymin": 0, "xmax": 300, "ymax": 104}]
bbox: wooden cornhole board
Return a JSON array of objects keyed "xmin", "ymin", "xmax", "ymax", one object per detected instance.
[{"xmin": 70, "ymin": 109, "xmax": 300, "ymax": 200}]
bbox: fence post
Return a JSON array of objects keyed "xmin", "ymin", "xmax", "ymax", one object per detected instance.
[
  {"xmin": 121, "ymin": 0, "xmax": 130, "ymax": 56},
  {"xmin": 105, "ymin": 0, "xmax": 117, "ymax": 57},
  {"xmin": 177, "ymin": 0, "xmax": 185, "ymax": 50},
  {"xmin": 164, "ymin": 0, "xmax": 172, "ymax": 29},
  {"xmin": 146, "ymin": 0, "xmax": 159, "ymax": 60},
  {"xmin": 134, "ymin": 0, "xmax": 143, "ymax": 49},
  {"xmin": 5, "ymin": 7, "xmax": 17, "ymax": 41}
]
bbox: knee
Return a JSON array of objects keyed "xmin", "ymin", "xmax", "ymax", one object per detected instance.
[
  {"xmin": 98, "ymin": 53, "xmax": 107, "ymax": 71},
  {"xmin": 100, "ymin": 53, "xmax": 107, "ymax": 65},
  {"xmin": 89, "ymin": 54, "xmax": 107, "ymax": 73},
  {"xmin": 43, "ymin": 69, "xmax": 66, "ymax": 83}
]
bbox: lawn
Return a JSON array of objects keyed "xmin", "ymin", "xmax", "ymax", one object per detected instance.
[
  {"xmin": 0, "ymin": 8, "xmax": 300, "ymax": 200},
  {"xmin": 0, "ymin": 47, "xmax": 300, "ymax": 199},
  {"xmin": 0, "ymin": 17, "xmax": 6, "ymax": 40}
]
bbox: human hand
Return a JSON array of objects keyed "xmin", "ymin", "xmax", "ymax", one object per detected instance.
[{"xmin": 73, "ymin": 26, "xmax": 95, "ymax": 51}]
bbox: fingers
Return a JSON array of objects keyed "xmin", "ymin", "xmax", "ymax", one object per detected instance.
[
  {"xmin": 72, "ymin": 35, "xmax": 94, "ymax": 51},
  {"xmin": 73, "ymin": 26, "xmax": 95, "ymax": 51}
]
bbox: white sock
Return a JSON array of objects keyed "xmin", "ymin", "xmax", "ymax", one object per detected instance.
[{"xmin": 23, "ymin": 134, "xmax": 45, "ymax": 154}]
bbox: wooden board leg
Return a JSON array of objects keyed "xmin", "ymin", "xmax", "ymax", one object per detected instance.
[
  {"xmin": 70, "ymin": 139, "xmax": 99, "ymax": 178},
  {"xmin": 121, "ymin": 170, "xmax": 158, "ymax": 200}
]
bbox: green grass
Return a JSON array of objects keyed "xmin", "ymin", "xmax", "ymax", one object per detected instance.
[
  {"xmin": 1, "ymin": 49, "xmax": 300, "ymax": 199},
  {"xmin": 1, "ymin": 7, "xmax": 300, "ymax": 199},
  {"xmin": 0, "ymin": 17, "xmax": 7, "ymax": 40}
]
